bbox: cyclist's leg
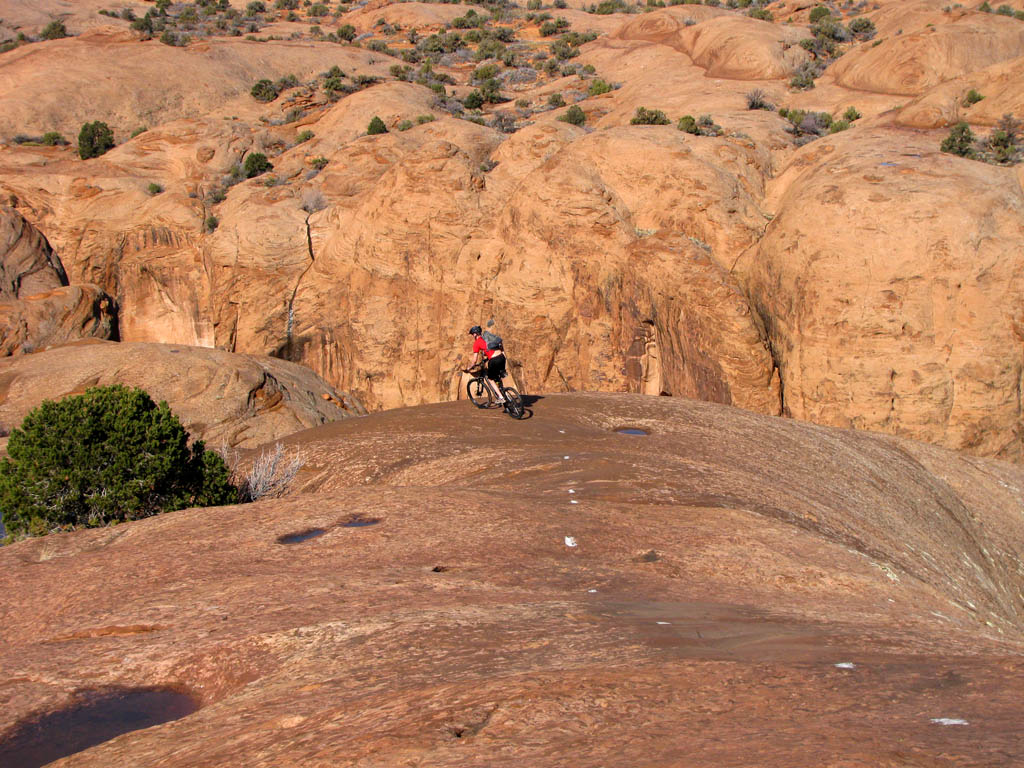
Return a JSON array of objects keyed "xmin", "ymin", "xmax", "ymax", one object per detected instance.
[{"xmin": 486, "ymin": 356, "xmax": 506, "ymax": 401}]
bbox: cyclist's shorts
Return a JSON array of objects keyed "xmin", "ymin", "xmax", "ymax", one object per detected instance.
[{"xmin": 486, "ymin": 355, "xmax": 506, "ymax": 382}]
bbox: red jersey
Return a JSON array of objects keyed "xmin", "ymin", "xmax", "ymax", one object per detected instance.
[{"xmin": 473, "ymin": 336, "xmax": 494, "ymax": 360}]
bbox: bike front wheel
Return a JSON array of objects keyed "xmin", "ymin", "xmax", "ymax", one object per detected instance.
[
  {"xmin": 502, "ymin": 387, "xmax": 525, "ymax": 419},
  {"xmin": 467, "ymin": 377, "xmax": 494, "ymax": 409}
]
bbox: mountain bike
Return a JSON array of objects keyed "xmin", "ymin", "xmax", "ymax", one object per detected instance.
[{"xmin": 464, "ymin": 367, "xmax": 525, "ymax": 419}]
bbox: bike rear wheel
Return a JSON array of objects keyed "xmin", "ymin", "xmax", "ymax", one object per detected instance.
[
  {"xmin": 502, "ymin": 387, "xmax": 525, "ymax": 419},
  {"xmin": 467, "ymin": 377, "xmax": 494, "ymax": 409}
]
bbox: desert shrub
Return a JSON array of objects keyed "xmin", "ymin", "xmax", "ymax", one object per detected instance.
[
  {"xmin": 310, "ymin": 156, "xmax": 328, "ymax": 170},
  {"xmin": 131, "ymin": 126, "xmax": 148, "ymax": 138},
  {"xmin": 390, "ymin": 64, "xmax": 412, "ymax": 81},
  {"xmin": 77, "ymin": 121, "xmax": 115, "ymax": 159},
  {"xmin": 940, "ymin": 122, "xmax": 975, "ymax": 157},
  {"xmin": 296, "ymin": 129, "xmax": 314, "ymax": 143},
  {"xmin": 367, "ymin": 115, "xmax": 388, "ymax": 134},
  {"xmin": 748, "ymin": 7, "xmax": 773, "ymax": 20},
  {"xmin": 588, "ymin": 78, "xmax": 612, "ymax": 96},
  {"xmin": 981, "ymin": 113, "xmax": 1022, "ymax": 164},
  {"xmin": 979, "ymin": 1, "xmax": 992, "ymax": 10},
  {"xmin": 843, "ymin": 106, "xmax": 861, "ymax": 122},
  {"xmin": 746, "ymin": 89, "xmax": 773, "ymax": 110},
  {"xmin": 829, "ymin": 119, "xmax": 850, "ymax": 133},
  {"xmin": 464, "ymin": 90, "xmax": 485, "ymax": 109},
  {"xmin": 41, "ymin": 131, "xmax": 66, "ymax": 146},
  {"xmin": 277, "ymin": 73, "xmax": 300, "ymax": 89},
  {"xmin": 963, "ymin": 89, "xmax": 984, "ymax": 106},
  {"xmin": 996, "ymin": 3, "xmax": 1014, "ymax": 13},
  {"xmin": 0, "ymin": 386, "xmax": 237, "ymax": 539},
  {"xmin": 147, "ymin": 182, "xmax": 163, "ymax": 195},
  {"xmin": 559, "ymin": 104, "xmax": 586, "ymax": 125},
  {"xmin": 41, "ymin": 20, "xmax": 68, "ymax": 40},
  {"xmin": 790, "ymin": 61, "xmax": 817, "ymax": 90},
  {"xmin": 251, "ymin": 78, "xmax": 279, "ymax": 102},
  {"xmin": 244, "ymin": 152, "xmax": 273, "ymax": 177},
  {"xmin": 677, "ymin": 114, "xmax": 698, "ymax": 134},
  {"xmin": 276, "ymin": 0, "xmax": 299, "ymax": 8},
  {"xmin": 300, "ymin": 187, "xmax": 326, "ymax": 212},
  {"xmin": 808, "ymin": 5, "xmax": 830, "ymax": 22},
  {"xmin": 323, "ymin": 69, "xmax": 345, "ymax": 92},
  {"xmin": 205, "ymin": 214, "xmax": 219, "ymax": 232},
  {"xmin": 490, "ymin": 111, "xmax": 517, "ymax": 133},
  {"xmin": 354, "ymin": 74, "xmax": 379, "ymax": 87},
  {"xmin": 397, "ymin": 119, "xmax": 414, "ymax": 131},
  {"xmin": 811, "ymin": 17, "xmax": 850, "ymax": 41},
  {"xmin": 246, "ymin": 1, "xmax": 266, "ymax": 14},
  {"xmin": 239, "ymin": 443, "xmax": 305, "ymax": 501},
  {"xmin": 697, "ymin": 114, "xmax": 722, "ymax": 135},
  {"xmin": 307, "ymin": 2, "xmax": 328, "ymax": 15},
  {"xmin": 476, "ymin": 37, "xmax": 508, "ymax": 61},
  {"xmin": 474, "ymin": 63, "xmax": 500, "ymax": 81},
  {"xmin": 800, "ymin": 34, "xmax": 836, "ymax": 57},
  {"xmin": 540, "ymin": 17, "xmax": 570, "ymax": 35},
  {"xmin": 416, "ymin": 113, "xmax": 436, "ymax": 124},
  {"xmin": 337, "ymin": 23, "xmax": 356, "ymax": 40},
  {"xmin": 848, "ymin": 17, "xmax": 875, "ymax": 37},
  {"xmin": 548, "ymin": 92, "xmax": 566, "ymax": 107},
  {"xmin": 630, "ymin": 106, "xmax": 670, "ymax": 125}
]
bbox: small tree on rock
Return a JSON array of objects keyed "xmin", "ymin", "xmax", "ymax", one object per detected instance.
[
  {"xmin": 77, "ymin": 121, "xmax": 115, "ymax": 159},
  {"xmin": 630, "ymin": 107, "xmax": 670, "ymax": 125},
  {"xmin": 243, "ymin": 152, "xmax": 273, "ymax": 177},
  {"xmin": 250, "ymin": 79, "xmax": 279, "ymax": 102},
  {"xmin": 41, "ymin": 20, "xmax": 68, "ymax": 40},
  {"xmin": 367, "ymin": 116, "xmax": 388, "ymax": 135},
  {"xmin": 0, "ymin": 385, "xmax": 237, "ymax": 540},
  {"xmin": 559, "ymin": 104, "xmax": 585, "ymax": 126},
  {"xmin": 941, "ymin": 122, "xmax": 975, "ymax": 158}
]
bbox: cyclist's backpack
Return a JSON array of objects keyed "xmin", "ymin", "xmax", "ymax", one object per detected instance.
[{"xmin": 482, "ymin": 330, "xmax": 503, "ymax": 351}]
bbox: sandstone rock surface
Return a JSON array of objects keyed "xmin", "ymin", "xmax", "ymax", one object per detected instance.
[
  {"xmin": 0, "ymin": 206, "xmax": 115, "ymax": 354},
  {"xmin": 0, "ymin": 205, "xmax": 66, "ymax": 299},
  {"xmin": 0, "ymin": 285, "xmax": 116, "ymax": 357},
  {"xmin": 738, "ymin": 128, "xmax": 1024, "ymax": 462},
  {"xmin": 3, "ymin": 0, "xmax": 1024, "ymax": 464},
  {"xmin": 1, "ymin": 394, "xmax": 1022, "ymax": 766},
  {"xmin": 0, "ymin": 341, "xmax": 365, "ymax": 448},
  {"xmin": 830, "ymin": 14, "xmax": 1024, "ymax": 96}
]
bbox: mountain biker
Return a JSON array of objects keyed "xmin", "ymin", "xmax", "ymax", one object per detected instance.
[{"xmin": 467, "ymin": 324, "xmax": 506, "ymax": 403}]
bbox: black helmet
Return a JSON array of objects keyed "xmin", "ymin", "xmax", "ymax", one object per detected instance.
[{"xmin": 469, "ymin": 325, "xmax": 482, "ymax": 335}]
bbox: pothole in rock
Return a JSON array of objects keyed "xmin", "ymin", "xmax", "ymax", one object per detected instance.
[
  {"xmin": 0, "ymin": 687, "xmax": 200, "ymax": 768},
  {"xmin": 277, "ymin": 528, "xmax": 327, "ymax": 545},
  {"xmin": 615, "ymin": 427, "xmax": 649, "ymax": 436},
  {"xmin": 342, "ymin": 515, "xmax": 381, "ymax": 528}
]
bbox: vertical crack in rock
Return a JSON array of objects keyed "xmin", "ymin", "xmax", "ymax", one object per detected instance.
[
  {"xmin": 748, "ymin": 298, "xmax": 785, "ymax": 416},
  {"xmin": 283, "ymin": 216, "xmax": 317, "ymax": 360}
]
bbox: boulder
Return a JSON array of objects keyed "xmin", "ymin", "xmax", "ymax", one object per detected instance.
[
  {"xmin": 0, "ymin": 341, "xmax": 365, "ymax": 448},
  {"xmin": 738, "ymin": 128, "xmax": 1024, "ymax": 461}
]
